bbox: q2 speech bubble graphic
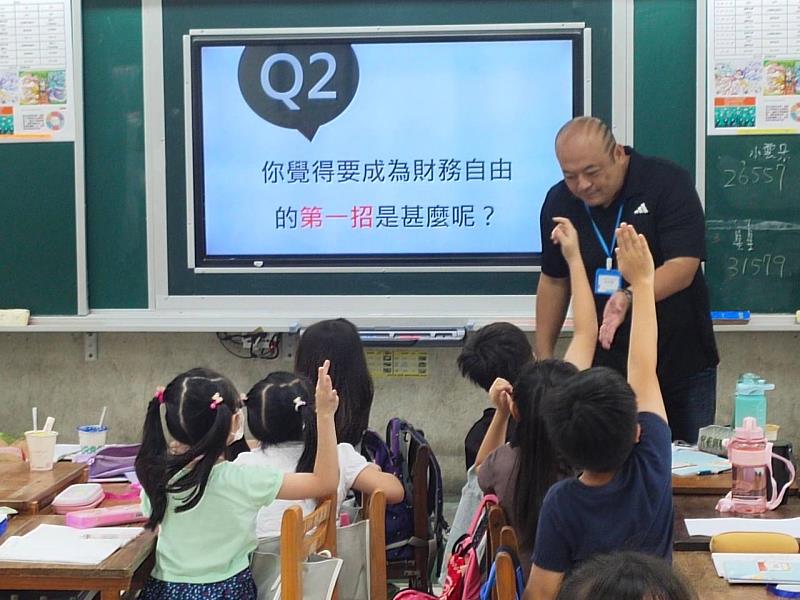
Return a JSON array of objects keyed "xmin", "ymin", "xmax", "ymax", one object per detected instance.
[{"xmin": 238, "ymin": 44, "xmax": 359, "ymax": 141}]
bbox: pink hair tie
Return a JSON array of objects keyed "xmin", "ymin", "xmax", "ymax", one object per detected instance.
[
  {"xmin": 155, "ymin": 386, "xmax": 166, "ymax": 405},
  {"xmin": 209, "ymin": 392, "xmax": 224, "ymax": 410}
]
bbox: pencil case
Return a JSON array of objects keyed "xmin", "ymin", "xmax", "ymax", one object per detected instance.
[
  {"xmin": 65, "ymin": 503, "xmax": 146, "ymax": 529},
  {"xmin": 52, "ymin": 483, "xmax": 105, "ymax": 514}
]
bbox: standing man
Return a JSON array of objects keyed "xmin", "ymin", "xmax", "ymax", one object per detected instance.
[{"xmin": 535, "ymin": 116, "xmax": 719, "ymax": 443}]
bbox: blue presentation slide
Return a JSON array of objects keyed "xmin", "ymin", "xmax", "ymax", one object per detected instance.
[{"xmin": 197, "ymin": 38, "xmax": 574, "ymax": 261}]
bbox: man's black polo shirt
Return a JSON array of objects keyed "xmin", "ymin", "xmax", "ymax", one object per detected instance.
[{"xmin": 539, "ymin": 147, "xmax": 719, "ymax": 385}]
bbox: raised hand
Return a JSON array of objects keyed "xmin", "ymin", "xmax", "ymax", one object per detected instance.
[
  {"xmin": 488, "ymin": 377, "xmax": 513, "ymax": 415},
  {"xmin": 550, "ymin": 217, "xmax": 581, "ymax": 262},
  {"xmin": 615, "ymin": 223, "xmax": 654, "ymax": 288},
  {"xmin": 315, "ymin": 359, "xmax": 340, "ymax": 418}
]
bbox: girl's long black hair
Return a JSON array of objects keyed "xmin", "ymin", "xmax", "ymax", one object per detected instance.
[
  {"xmin": 510, "ymin": 359, "xmax": 577, "ymax": 552},
  {"xmin": 294, "ymin": 318, "xmax": 373, "ymax": 446},
  {"xmin": 134, "ymin": 368, "xmax": 242, "ymax": 530},
  {"xmin": 244, "ymin": 371, "xmax": 317, "ymax": 473}
]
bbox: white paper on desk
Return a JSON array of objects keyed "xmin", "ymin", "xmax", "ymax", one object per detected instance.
[
  {"xmin": 686, "ymin": 517, "xmax": 800, "ymax": 538},
  {"xmin": 0, "ymin": 524, "xmax": 143, "ymax": 565}
]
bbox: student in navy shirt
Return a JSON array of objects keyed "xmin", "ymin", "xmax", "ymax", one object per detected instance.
[{"xmin": 523, "ymin": 224, "xmax": 673, "ymax": 600}]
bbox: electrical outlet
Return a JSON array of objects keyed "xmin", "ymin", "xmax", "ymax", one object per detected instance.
[{"xmin": 84, "ymin": 332, "xmax": 98, "ymax": 361}]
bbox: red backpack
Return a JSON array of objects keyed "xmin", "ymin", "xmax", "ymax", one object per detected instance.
[{"xmin": 394, "ymin": 494, "xmax": 498, "ymax": 600}]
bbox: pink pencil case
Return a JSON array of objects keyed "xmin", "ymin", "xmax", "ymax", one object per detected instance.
[
  {"xmin": 52, "ymin": 483, "xmax": 105, "ymax": 514},
  {"xmin": 65, "ymin": 504, "xmax": 146, "ymax": 529}
]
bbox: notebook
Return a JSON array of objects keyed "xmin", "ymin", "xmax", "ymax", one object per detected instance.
[
  {"xmin": 712, "ymin": 553, "xmax": 800, "ymax": 584},
  {"xmin": 0, "ymin": 523, "xmax": 143, "ymax": 565},
  {"xmin": 671, "ymin": 447, "xmax": 731, "ymax": 476}
]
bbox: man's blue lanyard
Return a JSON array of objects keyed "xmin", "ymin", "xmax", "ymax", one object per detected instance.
[{"xmin": 584, "ymin": 202, "xmax": 625, "ymax": 270}]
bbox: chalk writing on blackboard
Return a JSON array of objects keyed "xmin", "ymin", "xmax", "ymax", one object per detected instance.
[
  {"xmin": 726, "ymin": 254, "xmax": 787, "ymax": 279},
  {"xmin": 722, "ymin": 160, "xmax": 787, "ymax": 192},
  {"xmin": 707, "ymin": 220, "xmax": 800, "ymax": 253}
]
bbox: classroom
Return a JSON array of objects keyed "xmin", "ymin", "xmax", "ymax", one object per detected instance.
[{"xmin": 1, "ymin": 0, "xmax": 800, "ymax": 598}]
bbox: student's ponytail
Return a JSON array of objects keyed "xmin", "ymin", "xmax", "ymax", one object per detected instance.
[
  {"xmin": 135, "ymin": 393, "xmax": 169, "ymax": 530},
  {"xmin": 511, "ymin": 360, "xmax": 578, "ymax": 551},
  {"xmin": 135, "ymin": 368, "xmax": 241, "ymax": 529},
  {"xmin": 166, "ymin": 402, "xmax": 233, "ymax": 513}
]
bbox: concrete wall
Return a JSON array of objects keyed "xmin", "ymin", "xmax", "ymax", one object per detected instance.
[{"xmin": 0, "ymin": 331, "xmax": 797, "ymax": 494}]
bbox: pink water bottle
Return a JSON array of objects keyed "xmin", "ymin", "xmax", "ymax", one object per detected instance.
[{"xmin": 721, "ymin": 417, "xmax": 795, "ymax": 514}]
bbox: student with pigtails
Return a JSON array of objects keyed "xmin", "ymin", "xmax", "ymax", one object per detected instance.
[
  {"xmin": 235, "ymin": 371, "xmax": 403, "ymax": 539},
  {"xmin": 134, "ymin": 362, "xmax": 340, "ymax": 600}
]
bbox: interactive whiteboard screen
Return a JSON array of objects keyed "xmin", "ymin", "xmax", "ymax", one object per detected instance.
[{"xmin": 189, "ymin": 29, "xmax": 583, "ymax": 268}]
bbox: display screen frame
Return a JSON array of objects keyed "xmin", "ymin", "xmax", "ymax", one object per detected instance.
[{"xmin": 186, "ymin": 25, "xmax": 587, "ymax": 271}]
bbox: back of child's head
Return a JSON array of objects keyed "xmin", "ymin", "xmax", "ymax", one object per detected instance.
[
  {"xmin": 457, "ymin": 322, "xmax": 533, "ymax": 391},
  {"xmin": 294, "ymin": 318, "xmax": 373, "ymax": 446},
  {"xmin": 511, "ymin": 359, "xmax": 577, "ymax": 550},
  {"xmin": 134, "ymin": 367, "xmax": 242, "ymax": 529},
  {"xmin": 556, "ymin": 551, "xmax": 696, "ymax": 600},
  {"xmin": 543, "ymin": 366, "xmax": 637, "ymax": 473},
  {"xmin": 246, "ymin": 371, "xmax": 313, "ymax": 448}
]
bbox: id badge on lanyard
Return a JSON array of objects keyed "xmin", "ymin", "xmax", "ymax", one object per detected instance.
[{"xmin": 586, "ymin": 203, "xmax": 625, "ymax": 296}]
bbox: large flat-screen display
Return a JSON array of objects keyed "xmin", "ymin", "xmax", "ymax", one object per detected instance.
[{"xmin": 188, "ymin": 27, "xmax": 584, "ymax": 269}]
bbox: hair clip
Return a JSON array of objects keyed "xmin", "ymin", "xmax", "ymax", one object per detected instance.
[
  {"xmin": 155, "ymin": 386, "xmax": 166, "ymax": 405},
  {"xmin": 240, "ymin": 393, "xmax": 248, "ymax": 404},
  {"xmin": 293, "ymin": 396, "xmax": 307, "ymax": 412},
  {"xmin": 209, "ymin": 392, "xmax": 223, "ymax": 410}
]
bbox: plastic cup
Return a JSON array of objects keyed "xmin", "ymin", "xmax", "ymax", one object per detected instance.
[
  {"xmin": 766, "ymin": 424, "xmax": 780, "ymax": 441},
  {"xmin": 25, "ymin": 430, "xmax": 58, "ymax": 471},
  {"xmin": 77, "ymin": 425, "xmax": 108, "ymax": 454}
]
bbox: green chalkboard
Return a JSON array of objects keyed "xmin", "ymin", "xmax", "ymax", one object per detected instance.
[
  {"xmin": 705, "ymin": 135, "xmax": 800, "ymax": 313},
  {"xmin": 8, "ymin": 1, "xmax": 726, "ymax": 317},
  {"xmin": 162, "ymin": 0, "xmax": 613, "ymax": 298},
  {"xmin": 0, "ymin": 1, "xmax": 147, "ymax": 316},
  {"xmin": 0, "ymin": 142, "xmax": 77, "ymax": 315}
]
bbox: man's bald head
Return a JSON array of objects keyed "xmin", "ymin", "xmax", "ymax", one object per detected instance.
[
  {"xmin": 553, "ymin": 117, "xmax": 629, "ymax": 208},
  {"xmin": 555, "ymin": 117, "xmax": 617, "ymax": 158}
]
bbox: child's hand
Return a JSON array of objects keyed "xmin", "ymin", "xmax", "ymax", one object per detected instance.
[
  {"xmin": 615, "ymin": 223, "xmax": 654, "ymax": 287},
  {"xmin": 488, "ymin": 377, "xmax": 513, "ymax": 415},
  {"xmin": 315, "ymin": 359, "xmax": 340, "ymax": 418},
  {"xmin": 551, "ymin": 217, "xmax": 580, "ymax": 262}
]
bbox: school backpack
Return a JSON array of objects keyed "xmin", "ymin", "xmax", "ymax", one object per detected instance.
[
  {"xmin": 393, "ymin": 494, "xmax": 498, "ymax": 600},
  {"xmin": 360, "ymin": 418, "xmax": 448, "ymax": 574}
]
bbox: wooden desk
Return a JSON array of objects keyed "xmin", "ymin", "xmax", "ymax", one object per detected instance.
[
  {"xmin": 674, "ymin": 552, "xmax": 774, "ymax": 599},
  {"xmin": 0, "ymin": 462, "xmax": 88, "ymax": 514},
  {"xmin": 673, "ymin": 472, "xmax": 733, "ymax": 495},
  {"xmin": 673, "ymin": 495, "xmax": 800, "ymax": 551},
  {"xmin": 0, "ymin": 514, "xmax": 156, "ymax": 600},
  {"xmin": 673, "ymin": 472, "xmax": 799, "ymax": 496}
]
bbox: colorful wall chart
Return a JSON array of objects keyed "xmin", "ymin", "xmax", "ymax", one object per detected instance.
[
  {"xmin": 0, "ymin": 0, "xmax": 74, "ymax": 142},
  {"xmin": 708, "ymin": 0, "xmax": 800, "ymax": 135}
]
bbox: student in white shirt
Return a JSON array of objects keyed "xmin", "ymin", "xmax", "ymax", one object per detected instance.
[{"xmin": 234, "ymin": 371, "xmax": 404, "ymax": 538}]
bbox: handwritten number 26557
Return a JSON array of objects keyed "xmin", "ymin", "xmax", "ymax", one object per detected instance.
[{"xmin": 723, "ymin": 161, "xmax": 786, "ymax": 193}]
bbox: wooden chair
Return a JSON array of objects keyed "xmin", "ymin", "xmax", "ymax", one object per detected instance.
[
  {"xmin": 280, "ymin": 494, "xmax": 338, "ymax": 600},
  {"xmin": 386, "ymin": 444, "xmax": 435, "ymax": 592},
  {"xmin": 362, "ymin": 489, "xmax": 387, "ymax": 600},
  {"xmin": 486, "ymin": 505, "xmax": 509, "ymax": 600},
  {"xmin": 499, "ymin": 525, "xmax": 519, "ymax": 555},
  {"xmin": 490, "ymin": 526, "xmax": 522, "ymax": 600},
  {"xmin": 493, "ymin": 548, "xmax": 520, "ymax": 600}
]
